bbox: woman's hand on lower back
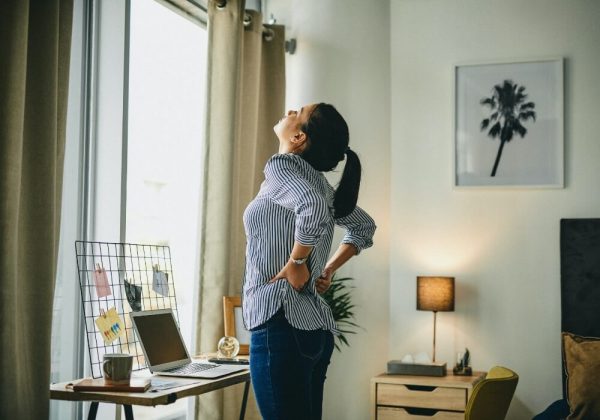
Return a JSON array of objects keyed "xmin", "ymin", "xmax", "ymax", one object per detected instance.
[
  {"xmin": 316, "ymin": 266, "xmax": 334, "ymax": 294},
  {"xmin": 270, "ymin": 261, "xmax": 310, "ymax": 292}
]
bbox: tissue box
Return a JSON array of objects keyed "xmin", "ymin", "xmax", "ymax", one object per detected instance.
[{"xmin": 387, "ymin": 361, "xmax": 447, "ymax": 377}]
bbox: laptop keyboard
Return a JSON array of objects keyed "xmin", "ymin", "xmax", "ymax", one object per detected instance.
[{"xmin": 164, "ymin": 363, "xmax": 218, "ymax": 374}]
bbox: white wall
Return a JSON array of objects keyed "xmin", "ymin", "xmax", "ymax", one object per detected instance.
[
  {"xmin": 265, "ymin": 1, "xmax": 391, "ymax": 419},
  {"xmin": 390, "ymin": 0, "xmax": 600, "ymax": 418},
  {"xmin": 261, "ymin": 0, "xmax": 600, "ymax": 418}
]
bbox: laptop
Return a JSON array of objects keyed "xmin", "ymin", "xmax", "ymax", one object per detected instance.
[{"xmin": 130, "ymin": 308, "xmax": 248, "ymax": 379}]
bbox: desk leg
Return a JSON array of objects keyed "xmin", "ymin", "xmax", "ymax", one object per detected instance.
[
  {"xmin": 239, "ymin": 380, "xmax": 250, "ymax": 420},
  {"xmin": 87, "ymin": 402, "xmax": 99, "ymax": 420},
  {"xmin": 85, "ymin": 402, "xmax": 133, "ymax": 420},
  {"xmin": 124, "ymin": 404, "xmax": 134, "ymax": 420}
]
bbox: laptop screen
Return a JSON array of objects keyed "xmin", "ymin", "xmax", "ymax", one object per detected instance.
[{"xmin": 131, "ymin": 311, "xmax": 188, "ymax": 366}]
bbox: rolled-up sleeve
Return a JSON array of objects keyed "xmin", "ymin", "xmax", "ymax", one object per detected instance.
[
  {"xmin": 335, "ymin": 205, "xmax": 376, "ymax": 254},
  {"xmin": 265, "ymin": 154, "xmax": 330, "ymax": 246}
]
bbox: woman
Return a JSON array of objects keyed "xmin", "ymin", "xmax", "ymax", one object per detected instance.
[{"xmin": 242, "ymin": 103, "xmax": 376, "ymax": 420}]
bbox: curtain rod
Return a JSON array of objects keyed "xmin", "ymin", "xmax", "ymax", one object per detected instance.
[{"xmin": 215, "ymin": 0, "xmax": 296, "ymax": 54}]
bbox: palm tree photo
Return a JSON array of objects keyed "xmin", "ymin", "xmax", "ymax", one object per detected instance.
[{"xmin": 480, "ymin": 80, "xmax": 537, "ymax": 176}]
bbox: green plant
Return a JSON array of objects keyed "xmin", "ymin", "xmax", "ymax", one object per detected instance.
[{"xmin": 321, "ymin": 274, "xmax": 360, "ymax": 351}]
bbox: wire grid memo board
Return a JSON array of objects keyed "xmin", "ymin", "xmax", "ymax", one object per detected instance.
[{"xmin": 75, "ymin": 241, "xmax": 180, "ymax": 378}]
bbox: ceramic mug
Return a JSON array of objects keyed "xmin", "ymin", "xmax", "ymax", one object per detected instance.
[{"xmin": 102, "ymin": 353, "xmax": 133, "ymax": 385}]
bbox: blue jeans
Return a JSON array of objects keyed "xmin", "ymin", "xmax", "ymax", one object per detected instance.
[{"xmin": 250, "ymin": 309, "xmax": 335, "ymax": 420}]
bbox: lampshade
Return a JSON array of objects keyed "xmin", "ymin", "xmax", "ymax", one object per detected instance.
[{"xmin": 417, "ymin": 276, "xmax": 455, "ymax": 312}]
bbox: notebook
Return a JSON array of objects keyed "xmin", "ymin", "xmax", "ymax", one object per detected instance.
[
  {"xmin": 130, "ymin": 309, "xmax": 248, "ymax": 379},
  {"xmin": 71, "ymin": 378, "xmax": 151, "ymax": 392}
]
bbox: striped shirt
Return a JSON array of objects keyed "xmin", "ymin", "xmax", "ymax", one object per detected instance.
[{"xmin": 242, "ymin": 153, "xmax": 376, "ymax": 332}]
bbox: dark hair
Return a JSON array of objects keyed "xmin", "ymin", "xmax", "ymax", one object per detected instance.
[{"xmin": 299, "ymin": 103, "xmax": 361, "ymax": 218}]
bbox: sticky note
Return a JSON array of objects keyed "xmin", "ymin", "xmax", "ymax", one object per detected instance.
[{"xmin": 95, "ymin": 307, "xmax": 124, "ymax": 344}]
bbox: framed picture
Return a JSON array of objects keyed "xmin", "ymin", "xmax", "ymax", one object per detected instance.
[
  {"xmin": 222, "ymin": 296, "xmax": 250, "ymax": 355},
  {"xmin": 454, "ymin": 57, "xmax": 564, "ymax": 187}
]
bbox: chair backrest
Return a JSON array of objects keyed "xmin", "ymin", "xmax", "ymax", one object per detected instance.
[
  {"xmin": 465, "ymin": 366, "xmax": 519, "ymax": 420},
  {"xmin": 560, "ymin": 218, "xmax": 600, "ymax": 397}
]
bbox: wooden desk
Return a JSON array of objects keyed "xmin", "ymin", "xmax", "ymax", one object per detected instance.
[
  {"xmin": 51, "ymin": 368, "xmax": 251, "ymax": 420},
  {"xmin": 371, "ymin": 371, "xmax": 485, "ymax": 419}
]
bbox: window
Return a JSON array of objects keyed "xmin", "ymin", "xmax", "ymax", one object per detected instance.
[
  {"xmin": 127, "ymin": 0, "xmax": 207, "ymax": 353},
  {"xmin": 126, "ymin": 2, "xmax": 207, "ymax": 416},
  {"xmin": 52, "ymin": 1, "xmax": 207, "ymax": 418}
]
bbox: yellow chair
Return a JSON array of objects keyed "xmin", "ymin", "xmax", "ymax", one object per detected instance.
[{"xmin": 465, "ymin": 366, "xmax": 519, "ymax": 420}]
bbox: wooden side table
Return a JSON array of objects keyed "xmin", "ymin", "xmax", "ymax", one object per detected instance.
[{"xmin": 370, "ymin": 371, "xmax": 485, "ymax": 420}]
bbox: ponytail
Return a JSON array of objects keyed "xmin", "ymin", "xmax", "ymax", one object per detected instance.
[{"xmin": 333, "ymin": 148, "xmax": 361, "ymax": 218}]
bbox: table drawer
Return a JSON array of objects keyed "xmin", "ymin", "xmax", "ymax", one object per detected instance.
[
  {"xmin": 377, "ymin": 384, "xmax": 466, "ymax": 411},
  {"xmin": 377, "ymin": 406, "xmax": 464, "ymax": 420}
]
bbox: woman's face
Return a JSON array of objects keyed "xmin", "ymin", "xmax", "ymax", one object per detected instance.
[{"xmin": 274, "ymin": 103, "xmax": 317, "ymax": 153}]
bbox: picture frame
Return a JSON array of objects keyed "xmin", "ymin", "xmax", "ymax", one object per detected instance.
[
  {"xmin": 453, "ymin": 57, "xmax": 564, "ymax": 188},
  {"xmin": 222, "ymin": 296, "xmax": 250, "ymax": 355}
]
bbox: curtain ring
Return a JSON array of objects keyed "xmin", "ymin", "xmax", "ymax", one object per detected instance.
[
  {"xmin": 263, "ymin": 28, "xmax": 274, "ymax": 42},
  {"xmin": 216, "ymin": 0, "xmax": 227, "ymax": 10},
  {"xmin": 243, "ymin": 13, "xmax": 252, "ymax": 27}
]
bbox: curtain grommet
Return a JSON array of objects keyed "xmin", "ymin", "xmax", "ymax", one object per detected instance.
[
  {"xmin": 263, "ymin": 28, "xmax": 275, "ymax": 42},
  {"xmin": 243, "ymin": 13, "xmax": 252, "ymax": 27}
]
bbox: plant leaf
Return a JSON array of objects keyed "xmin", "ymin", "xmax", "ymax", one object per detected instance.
[{"xmin": 322, "ymin": 274, "xmax": 361, "ymax": 352}]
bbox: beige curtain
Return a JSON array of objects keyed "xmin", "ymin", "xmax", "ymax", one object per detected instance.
[
  {"xmin": 0, "ymin": 0, "xmax": 73, "ymax": 418},
  {"xmin": 195, "ymin": 0, "xmax": 285, "ymax": 418}
]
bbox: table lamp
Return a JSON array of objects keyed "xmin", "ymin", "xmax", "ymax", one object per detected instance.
[{"xmin": 417, "ymin": 276, "xmax": 455, "ymax": 363}]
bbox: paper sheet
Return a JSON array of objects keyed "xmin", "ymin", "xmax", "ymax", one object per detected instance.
[
  {"xmin": 152, "ymin": 267, "xmax": 169, "ymax": 296},
  {"xmin": 94, "ymin": 307, "xmax": 125, "ymax": 344},
  {"xmin": 93, "ymin": 266, "xmax": 112, "ymax": 298}
]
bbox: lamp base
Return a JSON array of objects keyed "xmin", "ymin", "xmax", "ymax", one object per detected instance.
[{"xmin": 387, "ymin": 361, "xmax": 447, "ymax": 377}]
